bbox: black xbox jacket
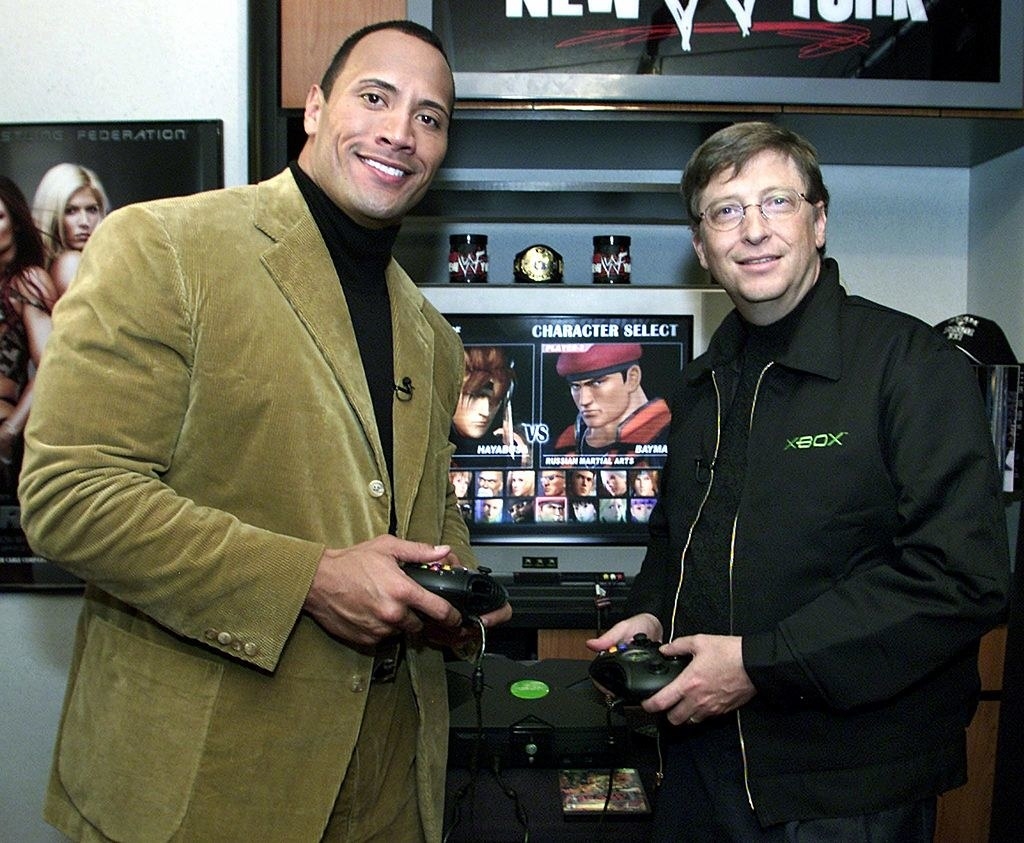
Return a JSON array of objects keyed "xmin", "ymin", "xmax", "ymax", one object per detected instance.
[{"xmin": 626, "ymin": 258, "xmax": 1011, "ymax": 825}]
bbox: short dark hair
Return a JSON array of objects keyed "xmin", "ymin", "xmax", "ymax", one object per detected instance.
[
  {"xmin": 320, "ymin": 20, "xmax": 451, "ymax": 100},
  {"xmin": 681, "ymin": 121, "xmax": 830, "ymax": 234}
]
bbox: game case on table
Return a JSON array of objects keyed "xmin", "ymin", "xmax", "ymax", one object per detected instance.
[{"xmin": 558, "ymin": 767, "xmax": 651, "ymax": 818}]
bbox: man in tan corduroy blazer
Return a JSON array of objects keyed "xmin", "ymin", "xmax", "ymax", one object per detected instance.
[{"xmin": 19, "ymin": 21, "xmax": 510, "ymax": 842}]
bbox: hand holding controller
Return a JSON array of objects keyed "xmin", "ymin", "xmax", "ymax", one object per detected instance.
[
  {"xmin": 403, "ymin": 563, "xmax": 508, "ymax": 622},
  {"xmin": 589, "ymin": 633, "xmax": 691, "ymax": 704}
]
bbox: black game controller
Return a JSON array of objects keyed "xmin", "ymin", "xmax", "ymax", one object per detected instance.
[
  {"xmin": 589, "ymin": 633, "xmax": 691, "ymax": 704},
  {"xmin": 403, "ymin": 563, "xmax": 508, "ymax": 621}
]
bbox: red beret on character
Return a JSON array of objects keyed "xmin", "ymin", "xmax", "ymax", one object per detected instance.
[{"xmin": 556, "ymin": 343, "xmax": 643, "ymax": 380}]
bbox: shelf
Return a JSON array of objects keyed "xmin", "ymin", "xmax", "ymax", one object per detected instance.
[
  {"xmin": 445, "ymin": 107, "xmax": 1024, "ymax": 169},
  {"xmin": 418, "ymin": 166, "xmax": 686, "ymax": 224},
  {"xmin": 399, "ymin": 107, "xmax": 1024, "ymax": 224},
  {"xmin": 433, "ymin": 168, "xmax": 682, "ymax": 194}
]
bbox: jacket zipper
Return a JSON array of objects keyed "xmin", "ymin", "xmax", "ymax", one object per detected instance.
[
  {"xmin": 669, "ymin": 363, "xmax": 773, "ymax": 813},
  {"xmin": 734, "ymin": 361, "xmax": 773, "ymax": 813},
  {"xmin": 667, "ymin": 371, "xmax": 723, "ymax": 642}
]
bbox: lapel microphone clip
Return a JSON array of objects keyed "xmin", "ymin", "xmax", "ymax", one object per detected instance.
[{"xmin": 394, "ymin": 376, "xmax": 414, "ymax": 401}]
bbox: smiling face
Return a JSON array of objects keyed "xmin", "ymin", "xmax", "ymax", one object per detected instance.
[
  {"xmin": 298, "ymin": 28, "xmax": 453, "ymax": 229},
  {"xmin": 692, "ymin": 150, "xmax": 826, "ymax": 326}
]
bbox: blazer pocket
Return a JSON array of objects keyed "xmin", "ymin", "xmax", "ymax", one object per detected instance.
[{"xmin": 58, "ymin": 615, "xmax": 223, "ymax": 842}]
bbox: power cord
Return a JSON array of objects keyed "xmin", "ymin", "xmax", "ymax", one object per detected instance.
[
  {"xmin": 490, "ymin": 755, "xmax": 531, "ymax": 842},
  {"xmin": 594, "ymin": 580, "xmax": 623, "ymax": 828},
  {"xmin": 443, "ymin": 617, "xmax": 531, "ymax": 843},
  {"xmin": 589, "ymin": 700, "xmax": 663, "ymax": 835}
]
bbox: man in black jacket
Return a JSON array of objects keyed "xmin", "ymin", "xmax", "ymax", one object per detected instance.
[{"xmin": 588, "ymin": 122, "xmax": 1010, "ymax": 842}]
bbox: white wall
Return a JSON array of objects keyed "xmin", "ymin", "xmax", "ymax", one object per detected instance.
[
  {"xmin": 0, "ymin": 2, "xmax": 248, "ymax": 840},
  {"xmin": 820, "ymin": 164, "xmax": 970, "ymax": 324},
  {"xmin": 968, "ymin": 145, "xmax": 1024, "ymax": 361},
  {"xmin": 1, "ymin": 0, "xmax": 249, "ymax": 187},
  {"xmin": 0, "ymin": 593, "xmax": 81, "ymax": 840}
]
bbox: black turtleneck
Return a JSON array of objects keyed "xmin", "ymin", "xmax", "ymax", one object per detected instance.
[
  {"xmin": 290, "ymin": 161, "xmax": 400, "ymax": 531},
  {"xmin": 678, "ymin": 277, "xmax": 822, "ymax": 635}
]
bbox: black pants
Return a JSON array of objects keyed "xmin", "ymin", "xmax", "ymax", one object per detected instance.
[{"xmin": 651, "ymin": 720, "xmax": 936, "ymax": 843}]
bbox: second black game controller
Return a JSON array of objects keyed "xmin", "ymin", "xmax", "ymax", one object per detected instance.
[
  {"xmin": 589, "ymin": 633, "xmax": 691, "ymax": 704},
  {"xmin": 403, "ymin": 563, "xmax": 509, "ymax": 621}
]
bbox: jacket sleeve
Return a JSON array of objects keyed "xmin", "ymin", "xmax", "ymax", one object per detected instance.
[
  {"xmin": 18, "ymin": 204, "xmax": 323, "ymax": 672},
  {"xmin": 743, "ymin": 329, "xmax": 1011, "ymax": 710}
]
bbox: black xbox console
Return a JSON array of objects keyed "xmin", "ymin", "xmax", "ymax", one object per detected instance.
[
  {"xmin": 589, "ymin": 633, "xmax": 691, "ymax": 705},
  {"xmin": 446, "ymin": 655, "xmax": 628, "ymax": 768}
]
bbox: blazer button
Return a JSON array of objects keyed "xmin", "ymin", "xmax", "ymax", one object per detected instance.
[
  {"xmin": 368, "ymin": 480, "xmax": 386, "ymax": 498},
  {"xmin": 351, "ymin": 676, "xmax": 367, "ymax": 693},
  {"xmin": 217, "ymin": 631, "xmax": 233, "ymax": 646},
  {"xmin": 243, "ymin": 642, "xmax": 259, "ymax": 657}
]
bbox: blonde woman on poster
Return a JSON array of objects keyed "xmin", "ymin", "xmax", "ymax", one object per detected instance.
[{"xmin": 32, "ymin": 162, "xmax": 109, "ymax": 295}]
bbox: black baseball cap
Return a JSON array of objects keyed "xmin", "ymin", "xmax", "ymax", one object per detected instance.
[{"xmin": 934, "ymin": 314, "xmax": 1017, "ymax": 365}]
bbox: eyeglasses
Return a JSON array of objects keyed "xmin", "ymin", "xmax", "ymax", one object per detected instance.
[{"xmin": 699, "ymin": 188, "xmax": 808, "ymax": 232}]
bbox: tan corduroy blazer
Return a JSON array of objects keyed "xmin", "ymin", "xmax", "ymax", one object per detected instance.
[{"xmin": 19, "ymin": 169, "xmax": 473, "ymax": 842}]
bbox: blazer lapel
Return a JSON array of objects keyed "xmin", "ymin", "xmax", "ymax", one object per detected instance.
[
  {"xmin": 389, "ymin": 265, "xmax": 434, "ymax": 537},
  {"xmin": 254, "ymin": 173, "xmax": 387, "ymax": 481},
  {"xmin": 252, "ymin": 171, "xmax": 441, "ymax": 535}
]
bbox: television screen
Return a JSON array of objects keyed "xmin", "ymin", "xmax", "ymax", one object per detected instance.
[{"xmin": 447, "ymin": 312, "xmax": 693, "ymax": 547}]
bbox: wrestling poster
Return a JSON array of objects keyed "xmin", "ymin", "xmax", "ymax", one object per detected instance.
[
  {"xmin": 0, "ymin": 120, "xmax": 223, "ymax": 586},
  {"xmin": 425, "ymin": 0, "xmax": 1016, "ymax": 108}
]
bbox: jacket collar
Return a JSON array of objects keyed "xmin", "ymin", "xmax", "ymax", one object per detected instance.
[
  {"xmin": 688, "ymin": 257, "xmax": 845, "ymax": 384},
  {"xmin": 253, "ymin": 169, "xmax": 434, "ymax": 536}
]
